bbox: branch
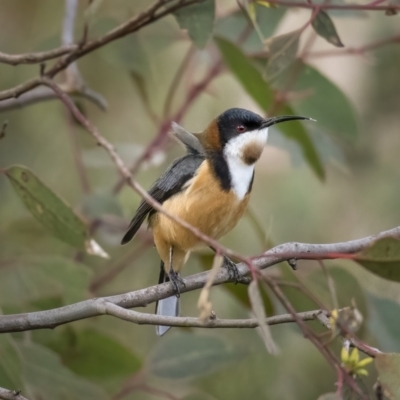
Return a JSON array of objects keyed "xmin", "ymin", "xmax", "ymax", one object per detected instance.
[
  {"xmin": 0, "ymin": 83, "xmax": 107, "ymax": 113},
  {"xmin": 0, "ymin": 0, "xmax": 204, "ymax": 102},
  {"xmin": 0, "ymin": 388, "xmax": 29, "ymax": 400},
  {"xmin": 265, "ymin": 0, "xmax": 400, "ymax": 10},
  {"xmin": 0, "ymin": 46, "xmax": 77, "ymax": 66},
  {"xmin": 104, "ymin": 302, "xmax": 329, "ymax": 328},
  {"xmin": 0, "ymin": 225, "xmax": 398, "ymax": 333}
]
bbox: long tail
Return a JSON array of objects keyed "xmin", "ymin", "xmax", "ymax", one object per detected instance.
[{"xmin": 155, "ymin": 261, "xmax": 179, "ymax": 336}]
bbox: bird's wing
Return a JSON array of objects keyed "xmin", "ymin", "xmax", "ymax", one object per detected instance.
[
  {"xmin": 121, "ymin": 154, "xmax": 205, "ymax": 244},
  {"xmin": 170, "ymin": 122, "xmax": 205, "ymax": 156}
]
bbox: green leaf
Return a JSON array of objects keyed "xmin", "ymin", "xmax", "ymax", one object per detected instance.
[
  {"xmin": 0, "ymin": 335, "xmax": 23, "ymax": 390},
  {"xmin": 4, "ymin": 165, "xmax": 108, "ymax": 258},
  {"xmin": 264, "ymin": 30, "xmax": 301, "ymax": 82},
  {"xmin": 311, "ymin": 10, "xmax": 344, "ymax": 48},
  {"xmin": 148, "ymin": 332, "xmax": 241, "ymax": 379},
  {"xmin": 215, "ymin": 37, "xmax": 273, "ymax": 110},
  {"xmin": 214, "ymin": 5, "xmax": 286, "ymax": 53},
  {"xmin": 48, "ymin": 328, "xmax": 142, "ymax": 381},
  {"xmin": 368, "ymin": 294, "xmax": 400, "ymax": 352},
  {"xmin": 17, "ymin": 340, "xmax": 108, "ymax": 400},
  {"xmin": 198, "ymin": 254, "xmax": 274, "ymax": 315},
  {"xmin": 289, "ymin": 62, "xmax": 358, "ymax": 140},
  {"xmin": 354, "ymin": 237, "xmax": 400, "ymax": 282},
  {"xmin": 174, "ymin": 0, "xmax": 215, "ymax": 48},
  {"xmin": 0, "ymin": 257, "xmax": 93, "ymax": 306},
  {"xmin": 278, "ymin": 105, "xmax": 325, "ymax": 180},
  {"xmin": 375, "ymin": 353, "xmax": 400, "ymax": 399}
]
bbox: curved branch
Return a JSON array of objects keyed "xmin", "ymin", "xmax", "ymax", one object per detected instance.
[{"xmin": 0, "ymin": 225, "xmax": 398, "ymax": 334}]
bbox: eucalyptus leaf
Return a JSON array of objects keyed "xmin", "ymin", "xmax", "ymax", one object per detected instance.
[
  {"xmin": 288, "ymin": 62, "xmax": 358, "ymax": 140},
  {"xmin": 174, "ymin": 0, "xmax": 215, "ymax": 48},
  {"xmin": 215, "ymin": 37, "xmax": 273, "ymax": 110},
  {"xmin": 264, "ymin": 30, "xmax": 301, "ymax": 82},
  {"xmin": 0, "ymin": 335, "xmax": 23, "ymax": 390},
  {"xmin": 0, "ymin": 257, "xmax": 93, "ymax": 306},
  {"xmin": 148, "ymin": 332, "xmax": 241, "ymax": 379},
  {"xmin": 214, "ymin": 5, "xmax": 286, "ymax": 53},
  {"xmin": 18, "ymin": 341, "xmax": 108, "ymax": 400},
  {"xmin": 312, "ymin": 10, "xmax": 344, "ymax": 47},
  {"xmin": 4, "ymin": 165, "xmax": 108, "ymax": 258},
  {"xmin": 354, "ymin": 237, "xmax": 400, "ymax": 282},
  {"xmin": 277, "ymin": 105, "xmax": 325, "ymax": 180},
  {"xmin": 375, "ymin": 353, "xmax": 400, "ymax": 399},
  {"xmin": 248, "ymin": 281, "xmax": 278, "ymax": 354},
  {"xmin": 48, "ymin": 328, "xmax": 142, "ymax": 381}
]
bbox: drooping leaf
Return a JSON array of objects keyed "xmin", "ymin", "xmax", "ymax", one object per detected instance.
[
  {"xmin": 4, "ymin": 165, "xmax": 108, "ymax": 258},
  {"xmin": 354, "ymin": 237, "xmax": 400, "ymax": 282},
  {"xmin": 17, "ymin": 341, "xmax": 108, "ymax": 400},
  {"xmin": 289, "ymin": 62, "xmax": 358, "ymax": 140},
  {"xmin": 174, "ymin": 0, "xmax": 215, "ymax": 48},
  {"xmin": 277, "ymin": 105, "xmax": 325, "ymax": 180},
  {"xmin": 375, "ymin": 353, "xmax": 400, "ymax": 399},
  {"xmin": 0, "ymin": 335, "xmax": 23, "ymax": 390},
  {"xmin": 248, "ymin": 281, "xmax": 278, "ymax": 354},
  {"xmin": 198, "ymin": 254, "xmax": 274, "ymax": 315},
  {"xmin": 48, "ymin": 328, "xmax": 142, "ymax": 381},
  {"xmin": 214, "ymin": 5, "xmax": 286, "ymax": 53},
  {"xmin": 147, "ymin": 332, "xmax": 241, "ymax": 379},
  {"xmin": 368, "ymin": 294, "xmax": 400, "ymax": 352},
  {"xmin": 264, "ymin": 30, "xmax": 301, "ymax": 82},
  {"xmin": 215, "ymin": 37, "xmax": 273, "ymax": 110},
  {"xmin": 311, "ymin": 10, "xmax": 344, "ymax": 47},
  {"xmin": 0, "ymin": 257, "xmax": 93, "ymax": 306}
]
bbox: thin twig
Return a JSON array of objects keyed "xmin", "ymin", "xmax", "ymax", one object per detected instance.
[
  {"xmin": 264, "ymin": 276, "xmax": 366, "ymax": 399},
  {"xmin": 264, "ymin": 0, "xmax": 400, "ymax": 10},
  {"xmin": 0, "ymin": 86, "xmax": 107, "ymax": 112},
  {"xmin": 0, "ymin": 0, "xmax": 204, "ymax": 102},
  {"xmin": 105, "ymin": 302, "xmax": 330, "ymax": 328},
  {"xmin": 162, "ymin": 44, "xmax": 195, "ymax": 119},
  {"xmin": 0, "ymin": 46, "xmax": 77, "ymax": 66}
]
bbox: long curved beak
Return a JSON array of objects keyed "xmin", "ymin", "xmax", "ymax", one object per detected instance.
[{"xmin": 261, "ymin": 115, "xmax": 315, "ymax": 128}]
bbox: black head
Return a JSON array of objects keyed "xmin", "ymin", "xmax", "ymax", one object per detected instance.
[
  {"xmin": 216, "ymin": 108, "xmax": 265, "ymax": 147},
  {"xmin": 215, "ymin": 107, "xmax": 313, "ymax": 147}
]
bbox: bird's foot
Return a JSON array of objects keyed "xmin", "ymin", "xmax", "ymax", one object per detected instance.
[
  {"xmin": 169, "ymin": 269, "xmax": 185, "ymax": 297},
  {"xmin": 223, "ymin": 256, "xmax": 240, "ymax": 283}
]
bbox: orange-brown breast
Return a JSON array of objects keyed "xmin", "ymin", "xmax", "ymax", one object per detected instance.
[{"xmin": 150, "ymin": 160, "xmax": 250, "ymax": 269}]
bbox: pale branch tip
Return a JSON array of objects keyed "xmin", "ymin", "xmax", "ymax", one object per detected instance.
[{"xmin": 0, "ymin": 387, "xmax": 29, "ymax": 400}]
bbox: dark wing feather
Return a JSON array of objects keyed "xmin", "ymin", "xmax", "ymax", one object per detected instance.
[{"xmin": 121, "ymin": 154, "xmax": 204, "ymax": 244}]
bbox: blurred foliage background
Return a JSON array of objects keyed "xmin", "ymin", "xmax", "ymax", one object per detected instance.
[{"xmin": 0, "ymin": 0, "xmax": 400, "ymax": 399}]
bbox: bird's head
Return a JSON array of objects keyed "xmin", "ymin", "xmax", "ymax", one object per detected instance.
[{"xmin": 201, "ymin": 108, "xmax": 312, "ymax": 165}]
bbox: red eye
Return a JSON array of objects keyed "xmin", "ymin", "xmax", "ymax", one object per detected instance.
[{"xmin": 236, "ymin": 125, "xmax": 246, "ymax": 133}]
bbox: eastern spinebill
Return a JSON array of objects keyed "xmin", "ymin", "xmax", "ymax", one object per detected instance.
[{"xmin": 121, "ymin": 108, "xmax": 312, "ymax": 335}]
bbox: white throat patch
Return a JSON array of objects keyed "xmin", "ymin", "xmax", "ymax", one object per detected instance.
[{"xmin": 223, "ymin": 128, "xmax": 269, "ymax": 200}]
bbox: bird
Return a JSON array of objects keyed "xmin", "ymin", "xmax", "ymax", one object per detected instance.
[{"xmin": 121, "ymin": 108, "xmax": 312, "ymax": 335}]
